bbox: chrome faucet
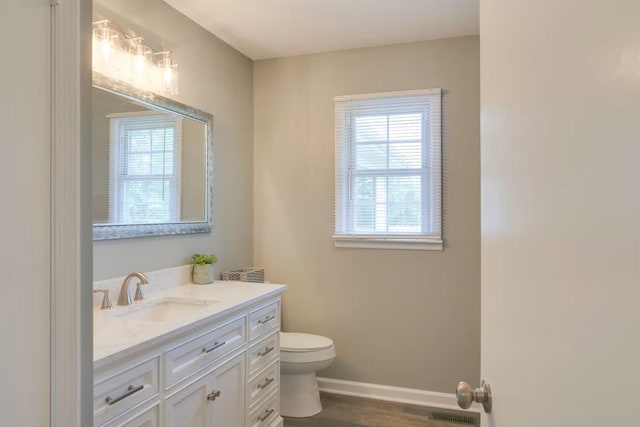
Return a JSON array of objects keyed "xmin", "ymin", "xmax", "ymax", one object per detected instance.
[{"xmin": 117, "ymin": 272, "xmax": 149, "ymax": 306}]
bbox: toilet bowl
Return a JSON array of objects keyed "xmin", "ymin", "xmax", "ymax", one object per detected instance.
[{"xmin": 279, "ymin": 332, "xmax": 336, "ymax": 418}]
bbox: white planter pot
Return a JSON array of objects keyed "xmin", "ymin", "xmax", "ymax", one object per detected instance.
[{"xmin": 192, "ymin": 264, "xmax": 214, "ymax": 284}]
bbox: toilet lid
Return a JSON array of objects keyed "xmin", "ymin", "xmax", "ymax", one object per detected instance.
[{"xmin": 280, "ymin": 332, "xmax": 334, "ymax": 352}]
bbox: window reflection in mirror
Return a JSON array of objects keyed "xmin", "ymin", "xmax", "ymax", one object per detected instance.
[
  {"xmin": 106, "ymin": 112, "xmax": 181, "ymax": 224},
  {"xmin": 92, "ymin": 86, "xmax": 208, "ymax": 228}
]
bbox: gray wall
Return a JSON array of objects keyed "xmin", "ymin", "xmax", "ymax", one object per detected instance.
[
  {"xmin": 93, "ymin": 0, "xmax": 254, "ymax": 280},
  {"xmin": 253, "ymin": 36, "xmax": 480, "ymax": 392}
]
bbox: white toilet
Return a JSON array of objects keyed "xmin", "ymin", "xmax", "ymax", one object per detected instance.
[{"xmin": 279, "ymin": 332, "xmax": 336, "ymax": 418}]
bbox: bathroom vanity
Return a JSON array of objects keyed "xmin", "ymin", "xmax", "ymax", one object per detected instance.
[{"xmin": 93, "ymin": 271, "xmax": 286, "ymax": 427}]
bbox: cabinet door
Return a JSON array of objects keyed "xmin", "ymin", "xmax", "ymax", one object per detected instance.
[
  {"xmin": 165, "ymin": 352, "xmax": 246, "ymax": 427},
  {"xmin": 211, "ymin": 353, "xmax": 246, "ymax": 427},
  {"xmin": 164, "ymin": 374, "xmax": 213, "ymax": 427}
]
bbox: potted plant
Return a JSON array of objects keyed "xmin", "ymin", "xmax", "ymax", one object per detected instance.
[{"xmin": 191, "ymin": 253, "xmax": 217, "ymax": 284}]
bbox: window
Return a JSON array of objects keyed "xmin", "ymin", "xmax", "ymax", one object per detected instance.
[
  {"xmin": 109, "ymin": 112, "xmax": 182, "ymax": 224},
  {"xmin": 334, "ymin": 89, "xmax": 442, "ymax": 250}
]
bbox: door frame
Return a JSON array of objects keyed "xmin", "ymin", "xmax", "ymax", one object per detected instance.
[{"xmin": 50, "ymin": 0, "xmax": 92, "ymax": 426}]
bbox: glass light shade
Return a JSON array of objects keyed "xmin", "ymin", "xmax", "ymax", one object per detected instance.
[
  {"xmin": 155, "ymin": 52, "xmax": 179, "ymax": 95},
  {"xmin": 128, "ymin": 38, "xmax": 153, "ymax": 88},
  {"xmin": 92, "ymin": 23, "xmax": 119, "ymax": 75},
  {"xmin": 163, "ymin": 64, "xmax": 179, "ymax": 95}
]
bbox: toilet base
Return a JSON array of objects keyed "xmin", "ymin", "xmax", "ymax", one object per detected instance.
[{"xmin": 280, "ymin": 371, "xmax": 322, "ymax": 418}]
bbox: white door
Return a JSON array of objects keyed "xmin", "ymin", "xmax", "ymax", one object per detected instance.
[
  {"xmin": 478, "ymin": 0, "xmax": 640, "ymax": 425},
  {"xmin": 0, "ymin": 0, "xmax": 51, "ymax": 425}
]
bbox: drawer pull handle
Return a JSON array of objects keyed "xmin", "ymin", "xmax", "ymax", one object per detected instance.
[
  {"xmin": 257, "ymin": 315, "xmax": 275, "ymax": 325},
  {"xmin": 207, "ymin": 389, "xmax": 221, "ymax": 401},
  {"xmin": 257, "ymin": 377, "xmax": 274, "ymax": 390},
  {"xmin": 202, "ymin": 340, "xmax": 226, "ymax": 354},
  {"xmin": 105, "ymin": 384, "xmax": 144, "ymax": 406},
  {"xmin": 257, "ymin": 408, "xmax": 275, "ymax": 422},
  {"xmin": 258, "ymin": 346, "xmax": 274, "ymax": 357}
]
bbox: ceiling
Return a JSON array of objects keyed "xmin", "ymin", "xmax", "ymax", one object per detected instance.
[{"xmin": 163, "ymin": 0, "xmax": 479, "ymax": 60}]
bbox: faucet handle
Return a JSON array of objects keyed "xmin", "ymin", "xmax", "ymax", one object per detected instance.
[
  {"xmin": 134, "ymin": 282, "xmax": 146, "ymax": 302},
  {"xmin": 93, "ymin": 289, "xmax": 113, "ymax": 310}
]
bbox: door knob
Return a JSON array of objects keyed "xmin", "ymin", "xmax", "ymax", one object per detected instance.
[{"xmin": 456, "ymin": 379, "xmax": 492, "ymax": 413}]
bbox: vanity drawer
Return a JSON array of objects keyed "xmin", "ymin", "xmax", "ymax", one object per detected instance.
[
  {"xmin": 248, "ymin": 389, "xmax": 279, "ymax": 427},
  {"xmin": 248, "ymin": 331, "xmax": 279, "ymax": 376},
  {"xmin": 249, "ymin": 301, "xmax": 280, "ymax": 340},
  {"xmin": 94, "ymin": 356, "xmax": 160, "ymax": 426},
  {"xmin": 100, "ymin": 402, "xmax": 159, "ymax": 427},
  {"xmin": 164, "ymin": 316, "xmax": 246, "ymax": 389},
  {"xmin": 248, "ymin": 361, "xmax": 280, "ymax": 408}
]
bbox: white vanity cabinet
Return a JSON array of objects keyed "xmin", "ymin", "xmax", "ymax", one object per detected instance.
[{"xmin": 94, "ymin": 291, "xmax": 284, "ymax": 427}]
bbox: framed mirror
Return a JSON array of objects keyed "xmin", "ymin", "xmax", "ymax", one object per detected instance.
[{"xmin": 92, "ymin": 73, "xmax": 213, "ymax": 240}]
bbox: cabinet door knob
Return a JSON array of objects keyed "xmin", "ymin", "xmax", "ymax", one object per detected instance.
[{"xmin": 207, "ymin": 389, "xmax": 221, "ymax": 401}]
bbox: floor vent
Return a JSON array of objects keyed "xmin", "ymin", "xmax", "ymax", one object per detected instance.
[{"xmin": 430, "ymin": 411, "xmax": 477, "ymax": 426}]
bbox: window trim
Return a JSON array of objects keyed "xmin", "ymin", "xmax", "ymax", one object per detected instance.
[
  {"xmin": 333, "ymin": 235, "xmax": 443, "ymax": 250},
  {"xmin": 334, "ymin": 89, "xmax": 443, "ymax": 251}
]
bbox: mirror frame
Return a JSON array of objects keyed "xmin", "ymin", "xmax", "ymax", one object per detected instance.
[{"xmin": 92, "ymin": 72, "xmax": 214, "ymax": 240}]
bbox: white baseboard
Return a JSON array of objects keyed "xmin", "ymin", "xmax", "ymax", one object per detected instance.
[{"xmin": 316, "ymin": 377, "xmax": 481, "ymax": 414}]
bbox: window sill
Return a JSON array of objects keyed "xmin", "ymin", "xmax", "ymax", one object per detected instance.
[{"xmin": 333, "ymin": 236, "xmax": 443, "ymax": 251}]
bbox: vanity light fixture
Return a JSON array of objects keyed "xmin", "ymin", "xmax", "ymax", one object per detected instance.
[{"xmin": 92, "ymin": 19, "xmax": 179, "ymax": 95}]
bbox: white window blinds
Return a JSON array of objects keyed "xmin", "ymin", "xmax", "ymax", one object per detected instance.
[
  {"xmin": 334, "ymin": 89, "xmax": 442, "ymax": 250},
  {"xmin": 109, "ymin": 112, "xmax": 182, "ymax": 224}
]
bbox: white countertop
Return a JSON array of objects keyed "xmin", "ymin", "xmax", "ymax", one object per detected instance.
[{"xmin": 94, "ymin": 281, "xmax": 287, "ymax": 367}]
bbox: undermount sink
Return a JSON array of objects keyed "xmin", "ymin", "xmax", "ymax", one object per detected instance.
[{"xmin": 117, "ymin": 297, "xmax": 219, "ymax": 321}]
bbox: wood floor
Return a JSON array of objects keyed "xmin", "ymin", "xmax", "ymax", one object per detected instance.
[{"xmin": 283, "ymin": 393, "xmax": 472, "ymax": 427}]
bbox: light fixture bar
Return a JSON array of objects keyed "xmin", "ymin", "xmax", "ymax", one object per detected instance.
[{"xmin": 91, "ymin": 19, "xmax": 179, "ymax": 95}]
